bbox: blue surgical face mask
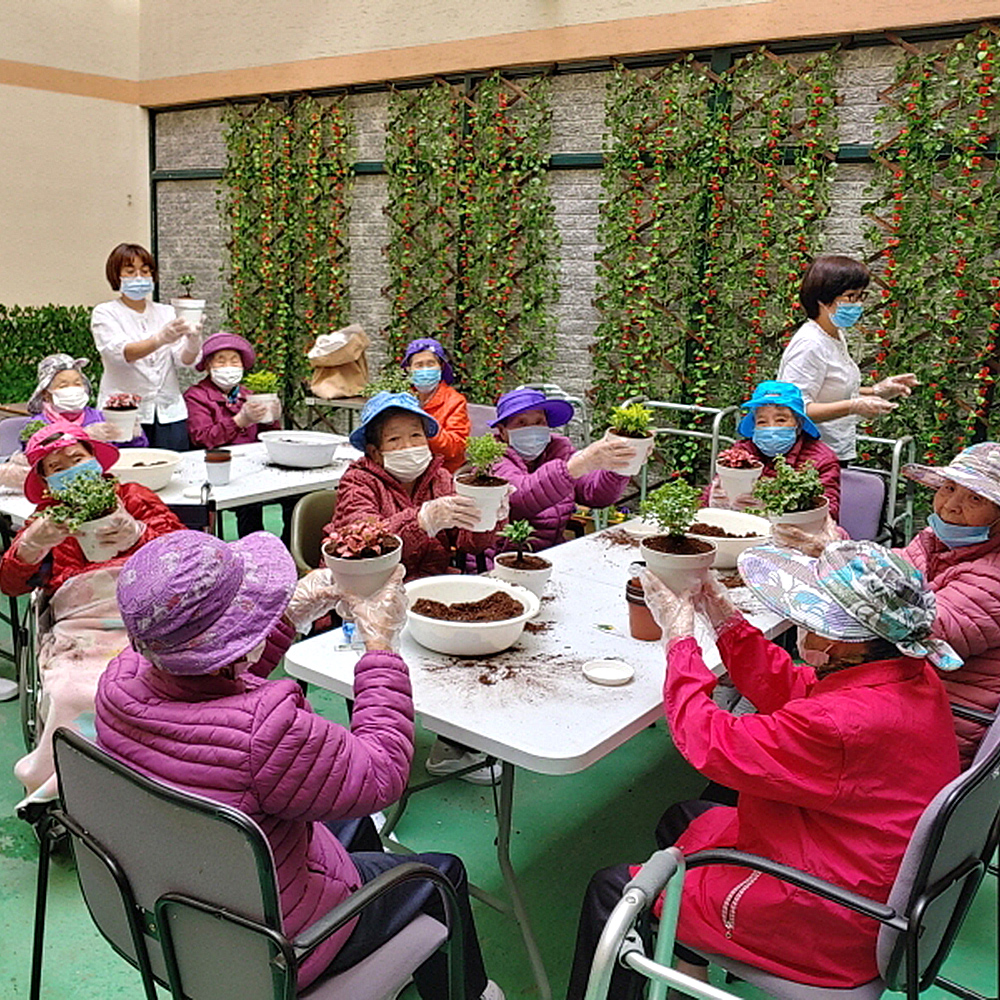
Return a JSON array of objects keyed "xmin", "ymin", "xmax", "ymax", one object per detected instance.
[
  {"xmin": 752, "ymin": 425, "xmax": 797, "ymax": 458},
  {"xmin": 928, "ymin": 512, "xmax": 996, "ymax": 549},
  {"xmin": 508, "ymin": 425, "xmax": 551, "ymax": 460},
  {"xmin": 120, "ymin": 277, "xmax": 154, "ymax": 301},
  {"xmin": 46, "ymin": 457, "xmax": 104, "ymax": 494},
  {"xmin": 410, "ymin": 367, "xmax": 441, "ymax": 391},
  {"xmin": 830, "ymin": 303, "xmax": 863, "ymax": 328}
]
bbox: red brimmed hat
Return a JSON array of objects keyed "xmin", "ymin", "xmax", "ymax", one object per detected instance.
[{"xmin": 23, "ymin": 420, "xmax": 119, "ymax": 504}]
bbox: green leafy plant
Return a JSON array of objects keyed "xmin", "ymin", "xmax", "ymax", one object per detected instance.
[
  {"xmin": 750, "ymin": 456, "xmax": 824, "ymax": 516},
  {"xmin": 608, "ymin": 403, "xmax": 653, "ymax": 438},
  {"xmin": 322, "ymin": 516, "xmax": 397, "ymax": 559},
  {"xmin": 20, "ymin": 419, "xmax": 46, "ymax": 443},
  {"xmin": 45, "ymin": 470, "xmax": 118, "ymax": 530},
  {"xmin": 464, "ymin": 434, "xmax": 508, "ymax": 478},
  {"xmin": 499, "ymin": 519, "xmax": 534, "ymax": 560},
  {"xmin": 640, "ymin": 479, "xmax": 702, "ymax": 537},
  {"xmin": 243, "ymin": 370, "xmax": 280, "ymax": 394},
  {"xmin": 178, "ymin": 274, "xmax": 197, "ymax": 297},
  {"xmin": 361, "ymin": 368, "xmax": 414, "ymax": 398}
]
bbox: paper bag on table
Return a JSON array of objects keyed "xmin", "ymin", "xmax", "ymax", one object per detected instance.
[{"xmin": 307, "ymin": 324, "xmax": 370, "ymax": 399}]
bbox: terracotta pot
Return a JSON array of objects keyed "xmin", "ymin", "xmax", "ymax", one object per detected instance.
[{"xmin": 626, "ymin": 578, "xmax": 661, "ymax": 641}]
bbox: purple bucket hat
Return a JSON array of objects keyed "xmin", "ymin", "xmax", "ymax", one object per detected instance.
[
  {"xmin": 195, "ymin": 332, "xmax": 256, "ymax": 372},
  {"xmin": 401, "ymin": 338, "xmax": 455, "ymax": 384},
  {"xmin": 117, "ymin": 530, "xmax": 297, "ymax": 675},
  {"xmin": 903, "ymin": 442, "xmax": 1000, "ymax": 510},
  {"xmin": 490, "ymin": 388, "xmax": 574, "ymax": 428}
]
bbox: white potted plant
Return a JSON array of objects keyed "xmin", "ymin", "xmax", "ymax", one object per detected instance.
[
  {"xmin": 454, "ymin": 435, "xmax": 510, "ymax": 531},
  {"xmin": 750, "ymin": 455, "xmax": 829, "ymax": 534},
  {"xmin": 322, "ymin": 516, "xmax": 402, "ymax": 597},
  {"xmin": 606, "ymin": 403, "xmax": 655, "ymax": 477},
  {"xmin": 638, "ymin": 478, "xmax": 717, "ymax": 592},
  {"xmin": 101, "ymin": 392, "xmax": 141, "ymax": 442},
  {"xmin": 45, "ymin": 468, "xmax": 122, "ymax": 562},
  {"xmin": 171, "ymin": 273, "xmax": 206, "ymax": 327},
  {"xmin": 715, "ymin": 443, "xmax": 764, "ymax": 501},
  {"xmin": 491, "ymin": 519, "xmax": 552, "ymax": 599},
  {"xmin": 243, "ymin": 369, "xmax": 281, "ymax": 423}
]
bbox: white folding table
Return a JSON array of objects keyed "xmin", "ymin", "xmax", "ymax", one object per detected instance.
[{"xmin": 283, "ymin": 520, "xmax": 790, "ymax": 999}]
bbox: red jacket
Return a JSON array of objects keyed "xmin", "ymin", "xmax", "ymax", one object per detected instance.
[
  {"xmin": 184, "ymin": 376, "xmax": 281, "ymax": 450},
  {"xmin": 0, "ymin": 481, "xmax": 187, "ymax": 596},
  {"xmin": 663, "ymin": 618, "xmax": 958, "ymax": 987},
  {"xmin": 332, "ymin": 455, "xmax": 495, "ymax": 579},
  {"xmin": 419, "ymin": 383, "xmax": 471, "ymax": 474}
]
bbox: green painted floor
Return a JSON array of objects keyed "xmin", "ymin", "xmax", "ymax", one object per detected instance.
[{"xmin": 0, "ymin": 509, "xmax": 996, "ymax": 998}]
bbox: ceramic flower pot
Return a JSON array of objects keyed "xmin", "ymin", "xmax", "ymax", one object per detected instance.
[
  {"xmin": 323, "ymin": 535, "xmax": 403, "ymax": 597},
  {"xmin": 606, "ymin": 431, "xmax": 655, "ymax": 477},
  {"xmin": 171, "ymin": 298, "xmax": 205, "ymax": 327},
  {"xmin": 101, "ymin": 407, "xmax": 138, "ymax": 442},
  {"xmin": 639, "ymin": 535, "xmax": 717, "ymax": 594},
  {"xmin": 75, "ymin": 507, "xmax": 124, "ymax": 562},
  {"xmin": 491, "ymin": 553, "xmax": 553, "ymax": 600},
  {"xmin": 715, "ymin": 461, "xmax": 763, "ymax": 502},
  {"xmin": 767, "ymin": 496, "xmax": 830, "ymax": 536},
  {"xmin": 246, "ymin": 392, "xmax": 281, "ymax": 422},
  {"xmin": 454, "ymin": 477, "xmax": 508, "ymax": 532}
]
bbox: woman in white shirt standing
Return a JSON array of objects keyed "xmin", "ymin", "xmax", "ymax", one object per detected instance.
[
  {"xmin": 91, "ymin": 243, "xmax": 202, "ymax": 450},
  {"xmin": 777, "ymin": 255, "xmax": 918, "ymax": 462}
]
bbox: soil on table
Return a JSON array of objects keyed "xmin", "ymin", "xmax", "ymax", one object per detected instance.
[
  {"xmin": 717, "ymin": 572, "xmax": 744, "ymax": 589},
  {"xmin": 689, "ymin": 521, "xmax": 764, "ymax": 540},
  {"xmin": 412, "ymin": 590, "xmax": 524, "ymax": 622},
  {"xmin": 643, "ymin": 535, "xmax": 714, "ymax": 555},
  {"xmin": 456, "ymin": 472, "xmax": 507, "ymax": 488},
  {"xmin": 523, "ymin": 620, "xmax": 552, "ymax": 634},
  {"xmin": 497, "ymin": 552, "xmax": 550, "ymax": 570},
  {"xmin": 601, "ymin": 528, "xmax": 640, "ymax": 548}
]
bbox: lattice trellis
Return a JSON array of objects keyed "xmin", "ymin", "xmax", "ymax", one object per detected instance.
[
  {"xmin": 864, "ymin": 26, "xmax": 1000, "ymax": 463},
  {"xmin": 221, "ymin": 95, "xmax": 352, "ymax": 401},
  {"xmin": 382, "ymin": 73, "xmax": 560, "ymax": 403}
]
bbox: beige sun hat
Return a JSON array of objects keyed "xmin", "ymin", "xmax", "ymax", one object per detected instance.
[{"xmin": 903, "ymin": 442, "xmax": 1000, "ymax": 508}]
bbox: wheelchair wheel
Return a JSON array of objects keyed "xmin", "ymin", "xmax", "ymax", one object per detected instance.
[{"xmin": 18, "ymin": 593, "xmax": 41, "ymax": 752}]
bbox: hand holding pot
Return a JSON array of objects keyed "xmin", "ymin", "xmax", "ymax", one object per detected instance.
[
  {"xmin": 567, "ymin": 433, "xmax": 637, "ymax": 478},
  {"xmin": 772, "ymin": 512, "xmax": 843, "ymax": 557},
  {"xmin": 639, "ymin": 568, "xmax": 695, "ymax": 646},
  {"xmin": 16, "ymin": 515, "xmax": 73, "ymax": 564},
  {"xmin": 152, "ymin": 317, "xmax": 190, "ymax": 348},
  {"xmin": 85, "ymin": 421, "xmax": 120, "ymax": 443},
  {"xmin": 92, "ymin": 505, "xmax": 145, "ymax": 554},
  {"xmin": 872, "ymin": 373, "xmax": 919, "ymax": 400},
  {"xmin": 697, "ymin": 573, "xmax": 742, "ymax": 634},
  {"xmin": 339, "ymin": 565, "xmax": 407, "ymax": 651},
  {"xmin": 708, "ymin": 478, "xmax": 756, "ymax": 512},
  {"xmin": 418, "ymin": 495, "xmax": 480, "ymax": 536},
  {"xmin": 235, "ymin": 398, "xmax": 271, "ymax": 428},
  {"xmin": 286, "ymin": 567, "xmax": 343, "ymax": 634},
  {"xmin": 494, "ymin": 484, "xmax": 516, "ymax": 527}
]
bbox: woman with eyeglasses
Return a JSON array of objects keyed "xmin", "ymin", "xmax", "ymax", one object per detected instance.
[{"xmin": 777, "ymin": 255, "xmax": 918, "ymax": 463}]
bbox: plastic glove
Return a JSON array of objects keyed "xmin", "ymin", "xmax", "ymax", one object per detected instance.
[
  {"xmin": 494, "ymin": 484, "xmax": 516, "ymax": 527},
  {"xmin": 418, "ymin": 494, "xmax": 480, "ymax": 535},
  {"xmin": 697, "ymin": 573, "xmax": 742, "ymax": 633},
  {"xmin": 85, "ymin": 421, "xmax": 119, "ymax": 442},
  {"xmin": 873, "ymin": 373, "xmax": 919, "ymax": 400},
  {"xmin": 15, "ymin": 515, "xmax": 72, "ymax": 564},
  {"xmin": 286, "ymin": 567, "xmax": 343, "ymax": 634},
  {"xmin": 0, "ymin": 453, "xmax": 29, "ymax": 490},
  {"xmin": 152, "ymin": 317, "xmax": 190, "ymax": 348},
  {"xmin": 183, "ymin": 319, "xmax": 205, "ymax": 345},
  {"xmin": 338, "ymin": 565, "xmax": 408, "ymax": 651},
  {"xmin": 849, "ymin": 395, "xmax": 897, "ymax": 418},
  {"xmin": 638, "ymin": 569, "xmax": 696, "ymax": 645},
  {"xmin": 234, "ymin": 398, "xmax": 272, "ymax": 428},
  {"xmin": 771, "ymin": 512, "xmax": 843, "ymax": 557},
  {"xmin": 708, "ymin": 478, "xmax": 755, "ymax": 512},
  {"xmin": 566, "ymin": 433, "xmax": 637, "ymax": 478},
  {"xmin": 92, "ymin": 505, "xmax": 145, "ymax": 554}
]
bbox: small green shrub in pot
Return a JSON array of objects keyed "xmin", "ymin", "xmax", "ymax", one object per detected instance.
[
  {"xmin": 608, "ymin": 403, "xmax": 653, "ymax": 439},
  {"xmin": 45, "ymin": 469, "xmax": 118, "ymax": 531},
  {"xmin": 750, "ymin": 456, "xmax": 824, "ymax": 517},
  {"xmin": 20, "ymin": 419, "xmax": 46, "ymax": 443},
  {"xmin": 243, "ymin": 371, "xmax": 280, "ymax": 395},
  {"xmin": 178, "ymin": 274, "xmax": 197, "ymax": 297},
  {"xmin": 638, "ymin": 478, "xmax": 716, "ymax": 591},
  {"xmin": 361, "ymin": 368, "xmax": 413, "ymax": 398},
  {"xmin": 640, "ymin": 478, "xmax": 702, "ymax": 538},
  {"xmin": 461, "ymin": 435, "xmax": 509, "ymax": 487}
]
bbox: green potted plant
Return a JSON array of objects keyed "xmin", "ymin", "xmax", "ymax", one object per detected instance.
[
  {"xmin": 606, "ymin": 403, "xmax": 655, "ymax": 476},
  {"xmin": 19, "ymin": 419, "xmax": 46, "ymax": 443},
  {"xmin": 321, "ymin": 516, "xmax": 402, "ymax": 597},
  {"xmin": 750, "ymin": 455, "xmax": 828, "ymax": 533},
  {"xmin": 361, "ymin": 367, "xmax": 414, "ymax": 398},
  {"xmin": 715, "ymin": 443, "xmax": 764, "ymax": 501},
  {"xmin": 243, "ymin": 370, "xmax": 281, "ymax": 423},
  {"xmin": 101, "ymin": 392, "xmax": 141, "ymax": 441},
  {"xmin": 45, "ymin": 468, "xmax": 121, "ymax": 562},
  {"xmin": 492, "ymin": 519, "xmax": 552, "ymax": 599},
  {"xmin": 454, "ymin": 435, "xmax": 509, "ymax": 531},
  {"xmin": 638, "ymin": 478, "xmax": 716, "ymax": 592},
  {"xmin": 171, "ymin": 273, "xmax": 205, "ymax": 327}
]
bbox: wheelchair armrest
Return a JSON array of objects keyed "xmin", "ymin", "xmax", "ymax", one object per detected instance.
[
  {"xmin": 950, "ymin": 703, "xmax": 995, "ymax": 727},
  {"xmin": 684, "ymin": 849, "xmax": 906, "ymax": 931},
  {"xmin": 292, "ymin": 860, "xmax": 461, "ymax": 960}
]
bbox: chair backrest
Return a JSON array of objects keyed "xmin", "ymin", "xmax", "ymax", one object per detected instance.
[
  {"xmin": 0, "ymin": 415, "xmax": 31, "ymax": 458},
  {"xmin": 837, "ymin": 467, "xmax": 887, "ymax": 541},
  {"xmin": 53, "ymin": 729, "xmax": 292, "ymax": 1000},
  {"xmin": 290, "ymin": 488, "xmax": 338, "ymax": 575},
  {"xmin": 467, "ymin": 403, "xmax": 497, "ymax": 440},
  {"xmin": 876, "ymin": 712, "xmax": 1000, "ymax": 990}
]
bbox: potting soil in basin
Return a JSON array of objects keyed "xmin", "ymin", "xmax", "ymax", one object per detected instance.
[{"xmin": 411, "ymin": 591, "xmax": 524, "ymax": 622}]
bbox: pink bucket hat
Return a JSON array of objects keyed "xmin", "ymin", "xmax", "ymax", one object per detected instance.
[
  {"xmin": 195, "ymin": 332, "xmax": 256, "ymax": 372},
  {"xmin": 24, "ymin": 420, "xmax": 120, "ymax": 504},
  {"xmin": 116, "ymin": 530, "xmax": 297, "ymax": 675},
  {"xmin": 903, "ymin": 442, "xmax": 1000, "ymax": 509}
]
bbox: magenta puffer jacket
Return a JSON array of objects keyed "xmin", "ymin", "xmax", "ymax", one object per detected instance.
[
  {"xmin": 494, "ymin": 434, "xmax": 628, "ymax": 551},
  {"xmin": 184, "ymin": 377, "xmax": 281, "ymax": 450},
  {"xmin": 899, "ymin": 528, "xmax": 1000, "ymax": 766},
  {"xmin": 95, "ymin": 634, "xmax": 414, "ymax": 989}
]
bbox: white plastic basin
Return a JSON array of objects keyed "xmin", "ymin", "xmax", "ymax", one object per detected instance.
[
  {"xmin": 688, "ymin": 507, "xmax": 771, "ymax": 569},
  {"xmin": 258, "ymin": 430, "xmax": 345, "ymax": 468},
  {"xmin": 110, "ymin": 448, "xmax": 182, "ymax": 492}
]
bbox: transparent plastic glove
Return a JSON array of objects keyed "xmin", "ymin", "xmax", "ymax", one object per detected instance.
[
  {"xmin": 0, "ymin": 453, "xmax": 29, "ymax": 490},
  {"xmin": 638, "ymin": 569, "xmax": 696, "ymax": 644},
  {"xmin": 850, "ymin": 395, "xmax": 897, "ymax": 418},
  {"xmin": 418, "ymin": 494, "xmax": 480, "ymax": 535},
  {"xmin": 85, "ymin": 421, "xmax": 118, "ymax": 442},
  {"xmin": 494, "ymin": 484, "xmax": 516, "ymax": 527},
  {"xmin": 697, "ymin": 573, "xmax": 742, "ymax": 633},
  {"xmin": 152, "ymin": 317, "xmax": 189, "ymax": 348},
  {"xmin": 710, "ymin": 478, "xmax": 754, "ymax": 511},
  {"xmin": 183, "ymin": 318, "xmax": 205, "ymax": 346},
  {"xmin": 772, "ymin": 512, "xmax": 842, "ymax": 557},
  {"xmin": 235, "ymin": 398, "xmax": 271, "ymax": 428},
  {"xmin": 338, "ymin": 565, "xmax": 408, "ymax": 651},
  {"xmin": 566, "ymin": 433, "xmax": 637, "ymax": 477},
  {"xmin": 92, "ymin": 505, "xmax": 145, "ymax": 554},
  {"xmin": 286, "ymin": 567, "xmax": 344, "ymax": 633},
  {"xmin": 15, "ymin": 515, "xmax": 72, "ymax": 564},
  {"xmin": 873, "ymin": 373, "xmax": 919, "ymax": 400}
]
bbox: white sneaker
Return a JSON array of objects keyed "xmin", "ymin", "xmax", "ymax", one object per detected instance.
[
  {"xmin": 481, "ymin": 981, "xmax": 505, "ymax": 1000},
  {"xmin": 0, "ymin": 677, "xmax": 17, "ymax": 702},
  {"xmin": 425, "ymin": 739, "xmax": 501, "ymax": 786}
]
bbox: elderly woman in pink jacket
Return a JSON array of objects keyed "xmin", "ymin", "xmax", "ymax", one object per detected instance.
[{"xmin": 95, "ymin": 529, "xmax": 502, "ymax": 1000}]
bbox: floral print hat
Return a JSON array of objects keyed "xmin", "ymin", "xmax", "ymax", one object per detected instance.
[{"xmin": 902, "ymin": 442, "xmax": 1000, "ymax": 509}]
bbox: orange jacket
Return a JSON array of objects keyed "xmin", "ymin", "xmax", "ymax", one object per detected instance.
[{"xmin": 420, "ymin": 382, "xmax": 470, "ymax": 473}]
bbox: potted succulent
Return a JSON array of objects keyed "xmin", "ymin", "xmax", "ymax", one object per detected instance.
[
  {"xmin": 243, "ymin": 370, "xmax": 281, "ymax": 423},
  {"xmin": 45, "ymin": 467, "xmax": 121, "ymax": 562},
  {"xmin": 101, "ymin": 392, "xmax": 141, "ymax": 442},
  {"xmin": 606, "ymin": 403, "xmax": 655, "ymax": 476},
  {"xmin": 715, "ymin": 443, "xmax": 764, "ymax": 502},
  {"xmin": 361, "ymin": 367, "xmax": 414, "ymax": 398},
  {"xmin": 492, "ymin": 519, "xmax": 552, "ymax": 599},
  {"xmin": 454, "ymin": 435, "xmax": 509, "ymax": 531},
  {"xmin": 322, "ymin": 516, "xmax": 402, "ymax": 597},
  {"xmin": 638, "ymin": 478, "xmax": 717, "ymax": 592},
  {"xmin": 750, "ymin": 455, "xmax": 829, "ymax": 534},
  {"xmin": 171, "ymin": 273, "xmax": 206, "ymax": 328}
]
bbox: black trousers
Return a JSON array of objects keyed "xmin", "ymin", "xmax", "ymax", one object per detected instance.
[
  {"xmin": 140, "ymin": 417, "xmax": 189, "ymax": 451},
  {"xmin": 234, "ymin": 495, "xmax": 299, "ymax": 544}
]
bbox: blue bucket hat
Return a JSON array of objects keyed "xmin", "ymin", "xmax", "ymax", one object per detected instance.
[
  {"xmin": 401, "ymin": 338, "xmax": 455, "ymax": 384},
  {"xmin": 737, "ymin": 381, "xmax": 820, "ymax": 439},
  {"xmin": 349, "ymin": 391, "xmax": 440, "ymax": 451},
  {"xmin": 490, "ymin": 388, "xmax": 574, "ymax": 429}
]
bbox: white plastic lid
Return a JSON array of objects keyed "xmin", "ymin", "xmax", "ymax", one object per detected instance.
[{"xmin": 582, "ymin": 659, "xmax": 634, "ymax": 686}]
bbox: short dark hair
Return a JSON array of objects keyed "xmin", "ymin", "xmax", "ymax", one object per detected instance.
[
  {"xmin": 799, "ymin": 256, "xmax": 870, "ymax": 319},
  {"xmin": 105, "ymin": 243, "xmax": 157, "ymax": 290}
]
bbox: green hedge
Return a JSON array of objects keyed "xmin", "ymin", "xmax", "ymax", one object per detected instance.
[{"xmin": 0, "ymin": 304, "xmax": 101, "ymax": 405}]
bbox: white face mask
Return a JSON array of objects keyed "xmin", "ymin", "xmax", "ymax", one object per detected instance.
[
  {"xmin": 382, "ymin": 445, "xmax": 432, "ymax": 482},
  {"xmin": 210, "ymin": 366, "xmax": 244, "ymax": 390},
  {"xmin": 49, "ymin": 386, "xmax": 89, "ymax": 413}
]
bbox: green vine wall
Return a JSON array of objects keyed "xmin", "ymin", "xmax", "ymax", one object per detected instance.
[
  {"xmin": 383, "ymin": 73, "xmax": 560, "ymax": 403},
  {"xmin": 221, "ymin": 95, "xmax": 352, "ymax": 402}
]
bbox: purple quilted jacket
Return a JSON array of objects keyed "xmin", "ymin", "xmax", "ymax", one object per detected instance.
[
  {"xmin": 95, "ymin": 630, "xmax": 414, "ymax": 989},
  {"xmin": 494, "ymin": 434, "xmax": 629, "ymax": 550}
]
